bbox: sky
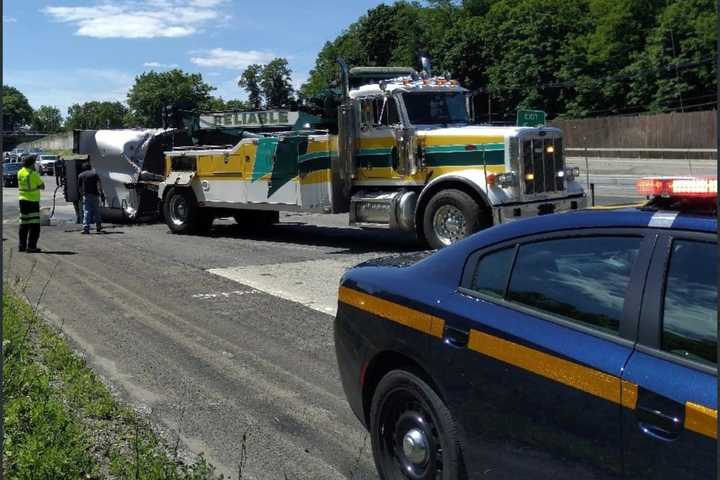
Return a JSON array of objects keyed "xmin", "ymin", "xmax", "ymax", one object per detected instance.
[{"xmin": 2, "ymin": 0, "xmax": 389, "ymax": 116}]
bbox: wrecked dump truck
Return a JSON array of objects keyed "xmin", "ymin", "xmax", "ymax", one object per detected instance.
[
  {"xmin": 69, "ymin": 128, "xmax": 193, "ymax": 222},
  {"xmin": 158, "ymin": 59, "xmax": 586, "ymax": 248}
]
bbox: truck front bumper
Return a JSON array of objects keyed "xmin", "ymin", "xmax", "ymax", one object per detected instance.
[{"xmin": 493, "ymin": 194, "xmax": 587, "ymax": 224}]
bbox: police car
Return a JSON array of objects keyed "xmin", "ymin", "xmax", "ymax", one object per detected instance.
[{"xmin": 334, "ymin": 177, "xmax": 717, "ymax": 479}]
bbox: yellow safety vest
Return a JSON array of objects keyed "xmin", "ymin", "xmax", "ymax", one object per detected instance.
[{"xmin": 17, "ymin": 167, "xmax": 43, "ymax": 202}]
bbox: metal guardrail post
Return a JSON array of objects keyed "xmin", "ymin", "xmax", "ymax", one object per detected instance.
[{"xmin": 584, "ymin": 145, "xmax": 590, "ymax": 190}]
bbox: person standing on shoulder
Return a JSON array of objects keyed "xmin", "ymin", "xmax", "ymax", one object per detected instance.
[
  {"xmin": 78, "ymin": 162, "xmax": 105, "ymax": 234},
  {"xmin": 17, "ymin": 154, "xmax": 45, "ymax": 253}
]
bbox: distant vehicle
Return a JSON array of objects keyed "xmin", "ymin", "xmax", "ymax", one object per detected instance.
[
  {"xmin": 3, "ymin": 162, "xmax": 22, "ymax": 187},
  {"xmin": 37, "ymin": 154, "xmax": 59, "ymax": 175},
  {"xmin": 335, "ymin": 176, "xmax": 717, "ymax": 479}
]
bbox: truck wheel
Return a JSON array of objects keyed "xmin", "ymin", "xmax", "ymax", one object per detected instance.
[
  {"xmin": 163, "ymin": 188, "xmax": 212, "ymax": 234},
  {"xmin": 422, "ymin": 189, "xmax": 485, "ymax": 249},
  {"xmin": 370, "ymin": 369, "xmax": 464, "ymax": 480}
]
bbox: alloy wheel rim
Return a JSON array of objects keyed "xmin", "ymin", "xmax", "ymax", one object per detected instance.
[{"xmin": 432, "ymin": 205, "xmax": 466, "ymax": 246}]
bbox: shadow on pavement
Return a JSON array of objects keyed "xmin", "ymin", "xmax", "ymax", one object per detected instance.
[
  {"xmin": 36, "ymin": 251, "xmax": 77, "ymax": 256},
  {"xmin": 199, "ymin": 222, "xmax": 425, "ymax": 254}
]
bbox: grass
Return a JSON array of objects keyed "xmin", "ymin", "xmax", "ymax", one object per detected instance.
[{"xmin": 3, "ymin": 288, "xmax": 225, "ymax": 479}]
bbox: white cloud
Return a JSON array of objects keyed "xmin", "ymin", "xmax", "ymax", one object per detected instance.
[
  {"xmin": 3, "ymin": 16, "xmax": 18, "ymax": 23},
  {"xmin": 43, "ymin": 1, "xmax": 226, "ymax": 39},
  {"xmin": 190, "ymin": 48, "xmax": 276, "ymax": 70},
  {"xmin": 143, "ymin": 62, "xmax": 179, "ymax": 69}
]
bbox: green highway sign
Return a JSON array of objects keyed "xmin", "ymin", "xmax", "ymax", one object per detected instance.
[{"xmin": 517, "ymin": 109, "xmax": 546, "ymax": 127}]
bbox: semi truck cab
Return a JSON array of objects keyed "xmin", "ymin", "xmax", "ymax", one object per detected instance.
[{"xmin": 159, "ymin": 59, "xmax": 586, "ymax": 248}]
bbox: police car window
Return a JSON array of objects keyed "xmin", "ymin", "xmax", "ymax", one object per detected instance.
[
  {"xmin": 661, "ymin": 240, "xmax": 716, "ymax": 366},
  {"xmin": 470, "ymin": 248, "xmax": 514, "ymax": 299},
  {"xmin": 507, "ymin": 237, "xmax": 641, "ymax": 333}
]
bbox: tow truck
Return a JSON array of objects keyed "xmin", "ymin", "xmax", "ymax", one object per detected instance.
[{"xmin": 75, "ymin": 58, "xmax": 587, "ymax": 248}]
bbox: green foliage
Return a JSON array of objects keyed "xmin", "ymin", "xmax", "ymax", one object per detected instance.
[
  {"xmin": 3, "ymin": 293, "xmax": 96, "ymax": 479},
  {"xmin": 31, "ymin": 105, "xmax": 64, "ymax": 133},
  {"xmin": 201, "ymin": 97, "xmax": 251, "ymax": 112},
  {"xmin": 127, "ymin": 69, "xmax": 215, "ymax": 127},
  {"xmin": 238, "ymin": 64, "xmax": 263, "ymax": 110},
  {"xmin": 3, "ymin": 290, "xmax": 223, "ymax": 480},
  {"xmin": 65, "ymin": 101, "xmax": 128, "ymax": 130},
  {"xmin": 301, "ymin": 0, "xmax": 716, "ymax": 119},
  {"xmin": 260, "ymin": 58, "xmax": 295, "ymax": 108},
  {"xmin": 2, "ymin": 86, "xmax": 34, "ymax": 130},
  {"xmin": 238, "ymin": 59, "xmax": 295, "ymax": 109}
]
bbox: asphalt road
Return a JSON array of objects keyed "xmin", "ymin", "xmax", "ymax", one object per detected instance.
[
  {"xmin": 3, "ymin": 179, "xmax": 418, "ymax": 480},
  {"xmin": 1, "ymin": 154, "xmax": 715, "ymax": 479}
]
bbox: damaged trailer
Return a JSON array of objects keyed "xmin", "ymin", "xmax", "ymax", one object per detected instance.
[{"xmin": 71, "ymin": 129, "xmax": 193, "ymax": 221}]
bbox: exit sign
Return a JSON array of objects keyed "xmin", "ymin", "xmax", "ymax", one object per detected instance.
[{"xmin": 517, "ymin": 109, "xmax": 546, "ymax": 127}]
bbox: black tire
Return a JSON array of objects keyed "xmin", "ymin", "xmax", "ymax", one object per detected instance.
[
  {"xmin": 163, "ymin": 188, "xmax": 213, "ymax": 234},
  {"xmin": 233, "ymin": 210, "xmax": 279, "ymax": 229},
  {"xmin": 370, "ymin": 369, "xmax": 463, "ymax": 480},
  {"xmin": 422, "ymin": 189, "xmax": 487, "ymax": 250}
]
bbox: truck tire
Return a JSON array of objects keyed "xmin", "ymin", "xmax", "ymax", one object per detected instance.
[
  {"xmin": 163, "ymin": 188, "xmax": 213, "ymax": 234},
  {"xmin": 422, "ymin": 189, "xmax": 486, "ymax": 249}
]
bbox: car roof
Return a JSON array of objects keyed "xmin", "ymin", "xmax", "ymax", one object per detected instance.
[{"xmin": 412, "ymin": 207, "xmax": 717, "ymax": 289}]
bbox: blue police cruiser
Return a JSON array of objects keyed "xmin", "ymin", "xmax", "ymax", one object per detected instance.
[{"xmin": 335, "ymin": 177, "xmax": 717, "ymax": 479}]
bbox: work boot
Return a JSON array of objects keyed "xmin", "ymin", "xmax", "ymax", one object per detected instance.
[
  {"xmin": 96, "ymin": 224, "xmax": 103, "ymax": 233},
  {"xmin": 81, "ymin": 229, "xmax": 90, "ymax": 235}
]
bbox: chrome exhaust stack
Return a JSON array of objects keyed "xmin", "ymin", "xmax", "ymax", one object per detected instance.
[
  {"xmin": 336, "ymin": 58, "xmax": 350, "ymax": 99},
  {"xmin": 419, "ymin": 55, "xmax": 432, "ymax": 78}
]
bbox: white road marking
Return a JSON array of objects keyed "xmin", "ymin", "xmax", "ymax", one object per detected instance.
[
  {"xmin": 191, "ymin": 289, "xmax": 260, "ymax": 300},
  {"xmin": 208, "ymin": 258, "xmax": 369, "ymax": 316}
]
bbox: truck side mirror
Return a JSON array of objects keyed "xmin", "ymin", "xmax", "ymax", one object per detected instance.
[{"xmin": 392, "ymin": 126, "xmax": 418, "ymax": 176}]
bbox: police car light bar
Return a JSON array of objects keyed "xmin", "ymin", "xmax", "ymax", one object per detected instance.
[{"xmin": 636, "ymin": 177, "xmax": 717, "ymax": 198}]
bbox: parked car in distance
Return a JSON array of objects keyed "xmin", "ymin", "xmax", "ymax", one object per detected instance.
[
  {"xmin": 3, "ymin": 162, "xmax": 22, "ymax": 187},
  {"xmin": 37, "ymin": 154, "xmax": 59, "ymax": 175},
  {"xmin": 335, "ymin": 176, "xmax": 717, "ymax": 479}
]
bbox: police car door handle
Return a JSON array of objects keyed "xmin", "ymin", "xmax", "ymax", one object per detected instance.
[
  {"xmin": 443, "ymin": 326, "xmax": 469, "ymax": 348},
  {"xmin": 636, "ymin": 406, "xmax": 682, "ymax": 442}
]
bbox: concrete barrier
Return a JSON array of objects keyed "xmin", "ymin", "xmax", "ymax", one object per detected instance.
[{"xmin": 16, "ymin": 131, "xmax": 74, "ymax": 152}]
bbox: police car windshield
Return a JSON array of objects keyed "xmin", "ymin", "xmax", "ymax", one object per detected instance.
[{"xmin": 404, "ymin": 92, "xmax": 468, "ymax": 125}]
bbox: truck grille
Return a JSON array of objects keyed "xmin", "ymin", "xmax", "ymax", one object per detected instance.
[{"xmin": 522, "ymin": 138, "xmax": 564, "ymax": 195}]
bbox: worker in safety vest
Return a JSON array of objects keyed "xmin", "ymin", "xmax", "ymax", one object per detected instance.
[{"xmin": 17, "ymin": 154, "xmax": 45, "ymax": 252}]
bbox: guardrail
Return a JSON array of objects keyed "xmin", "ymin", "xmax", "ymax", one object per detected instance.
[{"xmin": 565, "ymin": 147, "xmax": 717, "ymax": 160}]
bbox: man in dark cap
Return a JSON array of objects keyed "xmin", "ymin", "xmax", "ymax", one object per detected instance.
[
  {"xmin": 78, "ymin": 162, "xmax": 105, "ymax": 234},
  {"xmin": 17, "ymin": 154, "xmax": 45, "ymax": 252}
]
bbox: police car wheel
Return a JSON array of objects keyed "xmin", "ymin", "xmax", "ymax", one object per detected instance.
[
  {"xmin": 423, "ymin": 189, "xmax": 483, "ymax": 250},
  {"xmin": 370, "ymin": 369, "xmax": 463, "ymax": 480}
]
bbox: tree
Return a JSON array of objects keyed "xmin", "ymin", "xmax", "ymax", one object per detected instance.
[
  {"xmin": 127, "ymin": 69, "xmax": 215, "ymax": 127},
  {"xmin": 260, "ymin": 58, "xmax": 295, "ymax": 109},
  {"xmin": 32, "ymin": 105, "xmax": 63, "ymax": 133},
  {"xmin": 238, "ymin": 64, "xmax": 263, "ymax": 110},
  {"xmin": 200, "ymin": 97, "xmax": 252, "ymax": 112},
  {"xmin": 225, "ymin": 99, "xmax": 251, "ymax": 111},
  {"xmin": 480, "ymin": 0, "xmax": 592, "ymax": 119},
  {"xmin": 2, "ymin": 86, "xmax": 33, "ymax": 130},
  {"xmin": 65, "ymin": 101, "xmax": 128, "ymax": 130},
  {"xmin": 629, "ymin": 0, "xmax": 716, "ymax": 112}
]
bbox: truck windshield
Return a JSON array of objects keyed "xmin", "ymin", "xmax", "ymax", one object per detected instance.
[{"xmin": 403, "ymin": 92, "xmax": 468, "ymax": 125}]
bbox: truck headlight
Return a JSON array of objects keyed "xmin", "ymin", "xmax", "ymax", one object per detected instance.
[{"xmin": 563, "ymin": 167, "xmax": 580, "ymax": 181}]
